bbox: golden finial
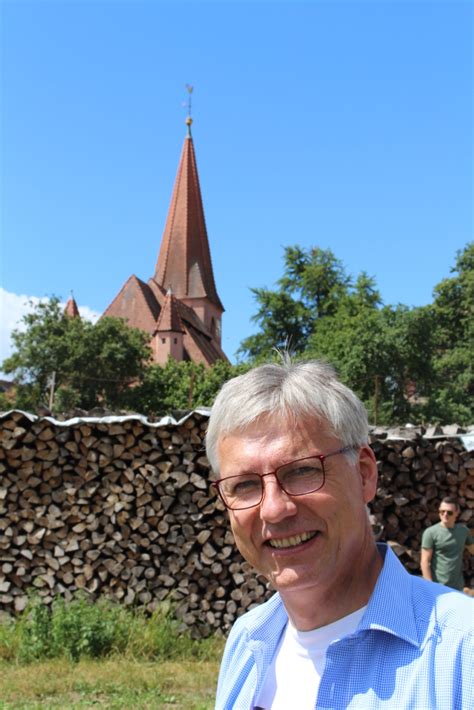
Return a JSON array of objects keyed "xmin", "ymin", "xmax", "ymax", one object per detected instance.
[{"xmin": 184, "ymin": 84, "xmax": 193, "ymax": 135}]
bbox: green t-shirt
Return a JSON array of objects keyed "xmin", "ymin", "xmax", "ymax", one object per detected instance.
[{"xmin": 421, "ymin": 522, "xmax": 472, "ymax": 590}]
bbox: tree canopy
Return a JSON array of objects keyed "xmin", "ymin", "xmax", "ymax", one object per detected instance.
[
  {"xmin": 124, "ymin": 359, "xmax": 250, "ymax": 416},
  {"xmin": 1, "ymin": 299, "xmax": 247, "ymax": 417},
  {"xmin": 239, "ymin": 247, "xmax": 350, "ymax": 358},
  {"xmin": 427, "ymin": 242, "xmax": 474, "ymax": 422},
  {"xmin": 239, "ymin": 242, "xmax": 473, "ymax": 425},
  {"xmin": 2, "ymin": 298, "xmax": 152, "ymax": 411}
]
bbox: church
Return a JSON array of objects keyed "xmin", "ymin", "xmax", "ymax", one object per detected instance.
[{"xmin": 102, "ymin": 116, "xmax": 227, "ymax": 367}]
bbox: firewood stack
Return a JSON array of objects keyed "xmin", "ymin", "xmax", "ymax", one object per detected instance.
[
  {"xmin": 0, "ymin": 411, "xmax": 472, "ymax": 636},
  {"xmin": 370, "ymin": 428, "xmax": 473, "ymax": 581}
]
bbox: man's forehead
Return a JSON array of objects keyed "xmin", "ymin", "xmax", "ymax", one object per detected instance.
[
  {"xmin": 224, "ymin": 412, "xmax": 330, "ymax": 439},
  {"xmin": 216, "ymin": 414, "xmax": 336, "ymax": 461}
]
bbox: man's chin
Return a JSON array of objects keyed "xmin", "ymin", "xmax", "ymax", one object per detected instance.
[{"xmin": 268, "ymin": 568, "xmax": 322, "ymax": 594}]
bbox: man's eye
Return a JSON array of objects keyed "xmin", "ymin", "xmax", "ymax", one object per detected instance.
[
  {"xmin": 230, "ymin": 478, "xmax": 260, "ymax": 496},
  {"xmin": 289, "ymin": 466, "xmax": 318, "ymax": 477},
  {"xmin": 282, "ymin": 465, "xmax": 321, "ymax": 483}
]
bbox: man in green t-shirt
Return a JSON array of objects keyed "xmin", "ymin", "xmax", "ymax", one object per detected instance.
[{"xmin": 421, "ymin": 496, "xmax": 473, "ymax": 591}]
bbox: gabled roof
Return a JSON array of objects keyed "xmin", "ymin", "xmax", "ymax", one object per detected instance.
[
  {"xmin": 102, "ymin": 275, "xmax": 160, "ymax": 334},
  {"xmin": 64, "ymin": 296, "xmax": 80, "ymax": 318},
  {"xmin": 155, "ymin": 290, "xmax": 185, "ymax": 333},
  {"xmin": 154, "ymin": 133, "xmax": 224, "ymax": 312},
  {"xmin": 183, "ymin": 322, "xmax": 228, "ymax": 366},
  {"xmin": 103, "ymin": 273, "xmax": 228, "ymax": 366}
]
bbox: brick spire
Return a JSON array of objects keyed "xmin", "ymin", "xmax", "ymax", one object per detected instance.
[
  {"xmin": 64, "ymin": 294, "xmax": 80, "ymax": 318},
  {"xmin": 153, "ymin": 128, "xmax": 224, "ymax": 311},
  {"xmin": 155, "ymin": 289, "xmax": 185, "ymax": 333}
]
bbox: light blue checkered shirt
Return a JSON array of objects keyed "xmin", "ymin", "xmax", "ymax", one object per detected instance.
[{"xmin": 216, "ymin": 543, "xmax": 473, "ymax": 709}]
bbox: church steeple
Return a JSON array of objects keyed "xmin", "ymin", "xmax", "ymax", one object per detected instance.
[
  {"xmin": 151, "ymin": 289, "xmax": 185, "ymax": 365},
  {"xmin": 153, "ymin": 122, "xmax": 224, "ymax": 313},
  {"xmin": 155, "ymin": 289, "xmax": 185, "ymax": 334},
  {"xmin": 64, "ymin": 293, "xmax": 80, "ymax": 318},
  {"xmin": 103, "ymin": 105, "xmax": 228, "ymax": 366}
]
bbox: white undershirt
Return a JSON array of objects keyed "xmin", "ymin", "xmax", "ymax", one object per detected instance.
[{"xmin": 254, "ymin": 605, "xmax": 366, "ymax": 710}]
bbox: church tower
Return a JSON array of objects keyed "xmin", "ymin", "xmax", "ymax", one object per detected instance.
[
  {"xmin": 151, "ymin": 289, "xmax": 185, "ymax": 365},
  {"xmin": 103, "ymin": 113, "xmax": 227, "ymax": 367},
  {"xmin": 152, "ymin": 116, "xmax": 224, "ymax": 347},
  {"xmin": 64, "ymin": 294, "xmax": 80, "ymax": 318}
]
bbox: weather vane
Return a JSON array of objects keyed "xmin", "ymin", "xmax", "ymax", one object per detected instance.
[{"xmin": 183, "ymin": 84, "xmax": 193, "ymax": 134}]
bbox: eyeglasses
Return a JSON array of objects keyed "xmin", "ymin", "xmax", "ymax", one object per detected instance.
[
  {"xmin": 439, "ymin": 509, "xmax": 455, "ymax": 517},
  {"xmin": 212, "ymin": 446, "xmax": 356, "ymax": 511}
]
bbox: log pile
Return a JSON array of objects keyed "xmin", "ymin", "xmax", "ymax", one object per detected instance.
[
  {"xmin": 370, "ymin": 430, "xmax": 473, "ymax": 581},
  {"xmin": 0, "ymin": 410, "xmax": 472, "ymax": 636},
  {"xmin": 0, "ymin": 410, "xmax": 271, "ymax": 636}
]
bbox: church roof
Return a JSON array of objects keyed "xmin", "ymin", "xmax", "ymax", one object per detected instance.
[
  {"xmin": 156, "ymin": 290, "xmax": 185, "ymax": 333},
  {"xmin": 103, "ymin": 274, "xmax": 227, "ymax": 366},
  {"xmin": 64, "ymin": 295, "xmax": 80, "ymax": 318},
  {"xmin": 182, "ymin": 322, "xmax": 228, "ymax": 365},
  {"xmin": 153, "ymin": 132, "xmax": 224, "ymax": 312},
  {"xmin": 103, "ymin": 275, "xmax": 160, "ymax": 334}
]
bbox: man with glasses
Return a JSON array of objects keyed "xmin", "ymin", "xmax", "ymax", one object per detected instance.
[
  {"xmin": 205, "ymin": 359, "xmax": 473, "ymax": 709},
  {"xmin": 421, "ymin": 496, "xmax": 473, "ymax": 591}
]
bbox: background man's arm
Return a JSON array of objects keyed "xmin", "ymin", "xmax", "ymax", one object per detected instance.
[
  {"xmin": 420, "ymin": 547, "xmax": 433, "ymax": 581},
  {"xmin": 467, "ymin": 528, "xmax": 474, "ymax": 554}
]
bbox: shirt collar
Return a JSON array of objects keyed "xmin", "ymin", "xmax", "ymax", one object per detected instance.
[
  {"xmin": 358, "ymin": 542, "xmax": 420, "ymax": 647},
  {"xmin": 243, "ymin": 591, "xmax": 288, "ymax": 646},
  {"xmin": 241, "ymin": 543, "xmax": 421, "ymax": 649}
]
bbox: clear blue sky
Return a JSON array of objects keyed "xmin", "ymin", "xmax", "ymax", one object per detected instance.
[{"xmin": 1, "ymin": 0, "xmax": 472, "ymax": 364}]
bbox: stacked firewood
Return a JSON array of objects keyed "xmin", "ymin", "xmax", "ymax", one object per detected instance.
[
  {"xmin": 370, "ymin": 431, "xmax": 473, "ymax": 581},
  {"xmin": 0, "ymin": 410, "xmax": 271, "ymax": 636},
  {"xmin": 0, "ymin": 410, "xmax": 472, "ymax": 636}
]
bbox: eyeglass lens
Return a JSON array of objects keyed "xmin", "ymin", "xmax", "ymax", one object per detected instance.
[
  {"xmin": 439, "ymin": 510, "xmax": 454, "ymax": 516},
  {"xmin": 218, "ymin": 456, "xmax": 326, "ymax": 509}
]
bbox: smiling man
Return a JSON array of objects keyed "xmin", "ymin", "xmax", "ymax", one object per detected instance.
[{"xmin": 205, "ymin": 359, "xmax": 473, "ymax": 710}]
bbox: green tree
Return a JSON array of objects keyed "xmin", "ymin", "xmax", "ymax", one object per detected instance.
[
  {"xmin": 239, "ymin": 246, "xmax": 351, "ymax": 359},
  {"xmin": 305, "ymin": 275, "xmax": 436, "ymax": 424},
  {"xmin": 238, "ymin": 244, "xmax": 473, "ymax": 424},
  {"xmin": 2, "ymin": 298, "xmax": 151, "ymax": 412},
  {"xmin": 3, "ymin": 298, "xmax": 76, "ymax": 410},
  {"xmin": 126, "ymin": 359, "xmax": 249, "ymax": 416},
  {"xmin": 67, "ymin": 316, "xmax": 152, "ymax": 409},
  {"xmin": 428, "ymin": 242, "xmax": 474, "ymax": 422}
]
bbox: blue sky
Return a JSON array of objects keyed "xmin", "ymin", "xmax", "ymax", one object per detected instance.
[{"xmin": 1, "ymin": 0, "xmax": 472, "ymax": 365}]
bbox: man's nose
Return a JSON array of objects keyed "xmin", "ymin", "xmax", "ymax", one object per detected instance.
[{"xmin": 259, "ymin": 475, "xmax": 297, "ymax": 523}]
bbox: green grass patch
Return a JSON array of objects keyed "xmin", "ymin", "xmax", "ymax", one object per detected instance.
[
  {"xmin": 0, "ymin": 595, "xmax": 224, "ymax": 664},
  {"xmin": 0, "ymin": 658, "xmax": 219, "ymax": 709}
]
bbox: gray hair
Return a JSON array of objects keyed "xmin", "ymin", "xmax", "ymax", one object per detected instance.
[{"xmin": 205, "ymin": 358, "xmax": 369, "ymax": 474}]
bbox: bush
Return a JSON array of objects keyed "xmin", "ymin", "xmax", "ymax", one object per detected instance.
[
  {"xmin": 0, "ymin": 595, "xmax": 223, "ymax": 664},
  {"xmin": 125, "ymin": 603, "xmax": 222, "ymax": 661},
  {"xmin": 2, "ymin": 595, "xmax": 131, "ymax": 662}
]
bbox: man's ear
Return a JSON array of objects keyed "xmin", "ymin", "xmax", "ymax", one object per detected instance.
[{"xmin": 358, "ymin": 445, "xmax": 378, "ymax": 503}]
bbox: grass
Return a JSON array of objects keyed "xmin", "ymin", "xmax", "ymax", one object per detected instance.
[
  {"xmin": 0, "ymin": 596, "xmax": 224, "ymax": 663},
  {"xmin": 0, "ymin": 596, "xmax": 224, "ymax": 708},
  {"xmin": 0, "ymin": 657, "xmax": 220, "ymax": 709}
]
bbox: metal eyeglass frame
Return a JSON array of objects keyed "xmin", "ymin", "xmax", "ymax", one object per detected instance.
[{"xmin": 212, "ymin": 445, "xmax": 357, "ymax": 511}]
